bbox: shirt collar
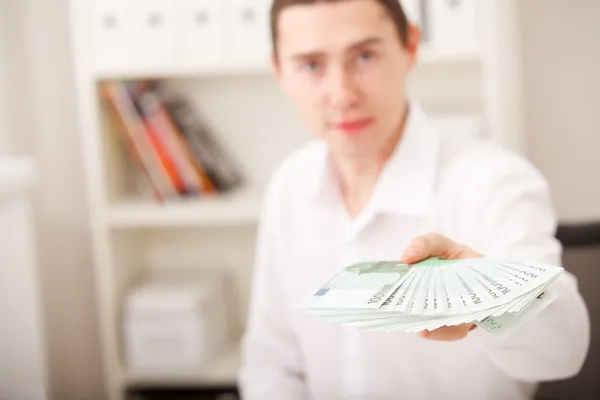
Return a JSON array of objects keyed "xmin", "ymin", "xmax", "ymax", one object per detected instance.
[{"xmin": 307, "ymin": 101, "xmax": 440, "ymax": 217}]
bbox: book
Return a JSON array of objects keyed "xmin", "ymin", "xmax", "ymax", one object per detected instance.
[
  {"xmin": 99, "ymin": 80, "xmax": 244, "ymax": 201},
  {"xmin": 162, "ymin": 95, "xmax": 244, "ymax": 194},
  {"xmin": 126, "ymin": 81, "xmax": 217, "ymax": 197}
]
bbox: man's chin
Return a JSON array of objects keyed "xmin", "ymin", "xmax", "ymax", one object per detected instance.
[{"xmin": 327, "ymin": 138, "xmax": 375, "ymax": 160}]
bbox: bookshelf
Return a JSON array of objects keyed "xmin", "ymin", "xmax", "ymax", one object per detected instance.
[
  {"xmin": 122, "ymin": 344, "xmax": 241, "ymax": 388},
  {"xmin": 108, "ymin": 186, "xmax": 260, "ymax": 229},
  {"xmin": 67, "ymin": 0, "xmax": 525, "ymax": 399}
]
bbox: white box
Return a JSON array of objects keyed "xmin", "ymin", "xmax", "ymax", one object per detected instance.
[
  {"xmin": 124, "ymin": 269, "xmax": 228, "ymax": 372},
  {"xmin": 127, "ymin": 0, "xmax": 177, "ymax": 71},
  {"xmin": 177, "ymin": 0, "xmax": 227, "ymax": 69},
  {"xmin": 227, "ymin": 0, "xmax": 272, "ymax": 68},
  {"xmin": 430, "ymin": 0, "xmax": 479, "ymax": 54},
  {"xmin": 91, "ymin": 0, "xmax": 133, "ymax": 72}
]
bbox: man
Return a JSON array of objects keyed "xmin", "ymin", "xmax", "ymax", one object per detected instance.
[{"xmin": 238, "ymin": 0, "xmax": 590, "ymax": 399}]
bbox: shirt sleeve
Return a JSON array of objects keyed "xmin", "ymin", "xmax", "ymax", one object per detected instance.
[
  {"xmin": 237, "ymin": 177, "xmax": 307, "ymax": 399},
  {"xmin": 468, "ymin": 150, "xmax": 591, "ymax": 382}
]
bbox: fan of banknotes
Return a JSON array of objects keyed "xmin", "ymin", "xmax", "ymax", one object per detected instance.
[{"xmin": 299, "ymin": 257, "xmax": 564, "ymax": 337}]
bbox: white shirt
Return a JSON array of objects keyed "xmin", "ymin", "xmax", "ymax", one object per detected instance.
[{"xmin": 238, "ymin": 103, "xmax": 590, "ymax": 400}]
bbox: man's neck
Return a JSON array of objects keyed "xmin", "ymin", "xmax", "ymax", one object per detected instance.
[
  {"xmin": 333, "ymin": 104, "xmax": 410, "ymax": 217},
  {"xmin": 333, "ymin": 154, "xmax": 389, "ymax": 217}
]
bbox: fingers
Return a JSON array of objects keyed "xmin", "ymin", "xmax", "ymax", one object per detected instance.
[
  {"xmin": 418, "ymin": 323, "xmax": 475, "ymax": 342},
  {"xmin": 401, "ymin": 234, "xmax": 480, "ymax": 341},
  {"xmin": 401, "ymin": 232, "xmax": 481, "ymax": 264}
]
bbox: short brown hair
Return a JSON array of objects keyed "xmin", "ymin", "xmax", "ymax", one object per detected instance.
[{"xmin": 270, "ymin": 0, "xmax": 410, "ymax": 55}]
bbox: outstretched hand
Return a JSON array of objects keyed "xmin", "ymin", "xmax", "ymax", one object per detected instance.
[{"xmin": 401, "ymin": 232, "xmax": 482, "ymax": 341}]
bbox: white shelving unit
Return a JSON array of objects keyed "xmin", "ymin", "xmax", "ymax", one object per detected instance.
[
  {"xmin": 67, "ymin": 0, "xmax": 525, "ymax": 399},
  {"xmin": 108, "ymin": 185, "xmax": 261, "ymax": 228},
  {"xmin": 122, "ymin": 343, "xmax": 242, "ymax": 388}
]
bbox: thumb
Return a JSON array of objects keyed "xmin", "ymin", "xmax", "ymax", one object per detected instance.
[{"xmin": 401, "ymin": 232, "xmax": 481, "ymax": 264}]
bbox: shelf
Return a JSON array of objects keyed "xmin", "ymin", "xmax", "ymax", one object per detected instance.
[
  {"xmin": 123, "ymin": 345, "xmax": 241, "ymax": 388},
  {"xmin": 94, "ymin": 63, "xmax": 272, "ymax": 81},
  {"xmin": 92, "ymin": 49, "xmax": 481, "ymax": 81},
  {"xmin": 107, "ymin": 187, "xmax": 261, "ymax": 228},
  {"xmin": 417, "ymin": 48, "xmax": 482, "ymax": 66}
]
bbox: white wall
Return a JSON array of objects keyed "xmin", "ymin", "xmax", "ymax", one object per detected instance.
[
  {"xmin": 520, "ymin": 0, "xmax": 600, "ymax": 223},
  {"xmin": 0, "ymin": 0, "xmax": 33, "ymax": 156},
  {"xmin": 1, "ymin": 0, "xmax": 105, "ymax": 399},
  {"xmin": 0, "ymin": 21, "xmax": 7, "ymax": 154},
  {"xmin": 0, "ymin": 1, "xmax": 15, "ymax": 154}
]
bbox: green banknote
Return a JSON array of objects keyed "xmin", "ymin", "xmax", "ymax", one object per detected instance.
[
  {"xmin": 475, "ymin": 289, "xmax": 557, "ymax": 338},
  {"xmin": 300, "ymin": 261, "xmax": 412, "ymax": 310},
  {"xmin": 300, "ymin": 256, "xmax": 563, "ymax": 337}
]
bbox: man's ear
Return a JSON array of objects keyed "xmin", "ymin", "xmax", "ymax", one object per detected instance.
[
  {"xmin": 404, "ymin": 23, "xmax": 421, "ymax": 70},
  {"xmin": 270, "ymin": 51, "xmax": 282, "ymax": 80},
  {"xmin": 270, "ymin": 50, "xmax": 293, "ymax": 96}
]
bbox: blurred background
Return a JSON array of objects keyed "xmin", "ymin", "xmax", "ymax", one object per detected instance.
[{"xmin": 0, "ymin": 0, "xmax": 598, "ymax": 399}]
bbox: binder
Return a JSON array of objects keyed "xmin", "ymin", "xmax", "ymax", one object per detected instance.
[
  {"xmin": 178, "ymin": 0, "xmax": 226, "ymax": 69},
  {"xmin": 430, "ymin": 0, "xmax": 479, "ymax": 54},
  {"xmin": 92, "ymin": 0, "xmax": 132, "ymax": 72},
  {"xmin": 128, "ymin": 0, "xmax": 177, "ymax": 70},
  {"xmin": 227, "ymin": 0, "xmax": 272, "ymax": 67}
]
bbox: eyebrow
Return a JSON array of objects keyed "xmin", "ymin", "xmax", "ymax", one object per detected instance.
[{"xmin": 290, "ymin": 37, "xmax": 383, "ymax": 61}]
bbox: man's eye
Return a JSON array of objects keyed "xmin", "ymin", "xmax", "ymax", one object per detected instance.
[
  {"xmin": 304, "ymin": 61, "xmax": 320, "ymax": 71},
  {"xmin": 357, "ymin": 51, "xmax": 375, "ymax": 62}
]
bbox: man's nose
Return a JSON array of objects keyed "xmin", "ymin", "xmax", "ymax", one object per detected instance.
[{"xmin": 326, "ymin": 66, "xmax": 359, "ymax": 111}]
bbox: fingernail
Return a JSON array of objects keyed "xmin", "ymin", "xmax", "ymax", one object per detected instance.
[
  {"xmin": 409, "ymin": 248, "xmax": 420, "ymax": 256},
  {"xmin": 403, "ymin": 249, "xmax": 420, "ymax": 262}
]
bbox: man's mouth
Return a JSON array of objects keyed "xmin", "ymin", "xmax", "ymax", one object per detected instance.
[{"xmin": 334, "ymin": 118, "xmax": 373, "ymax": 135}]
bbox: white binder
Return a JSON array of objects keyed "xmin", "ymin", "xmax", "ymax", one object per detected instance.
[
  {"xmin": 430, "ymin": 0, "xmax": 479, "ymax": 54},
  {"xmin": 128, "ymin": 0, "xmax": 177, "ymax": 71},
  {"xmin": 92, "ymin": 0, "xmax": 133, "ymax": 72},
  {"xmin": 227, "ymin": 0, "xmax": 272, "ymax": 68},
  {"xmin": 177, "ymin": 0, "xmax": 226, "ymax": 69}
]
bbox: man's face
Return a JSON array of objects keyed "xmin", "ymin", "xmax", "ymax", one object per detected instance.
[{"xmin": 273, "ymin": 0, "xmax": 419, "ymax": 160}]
